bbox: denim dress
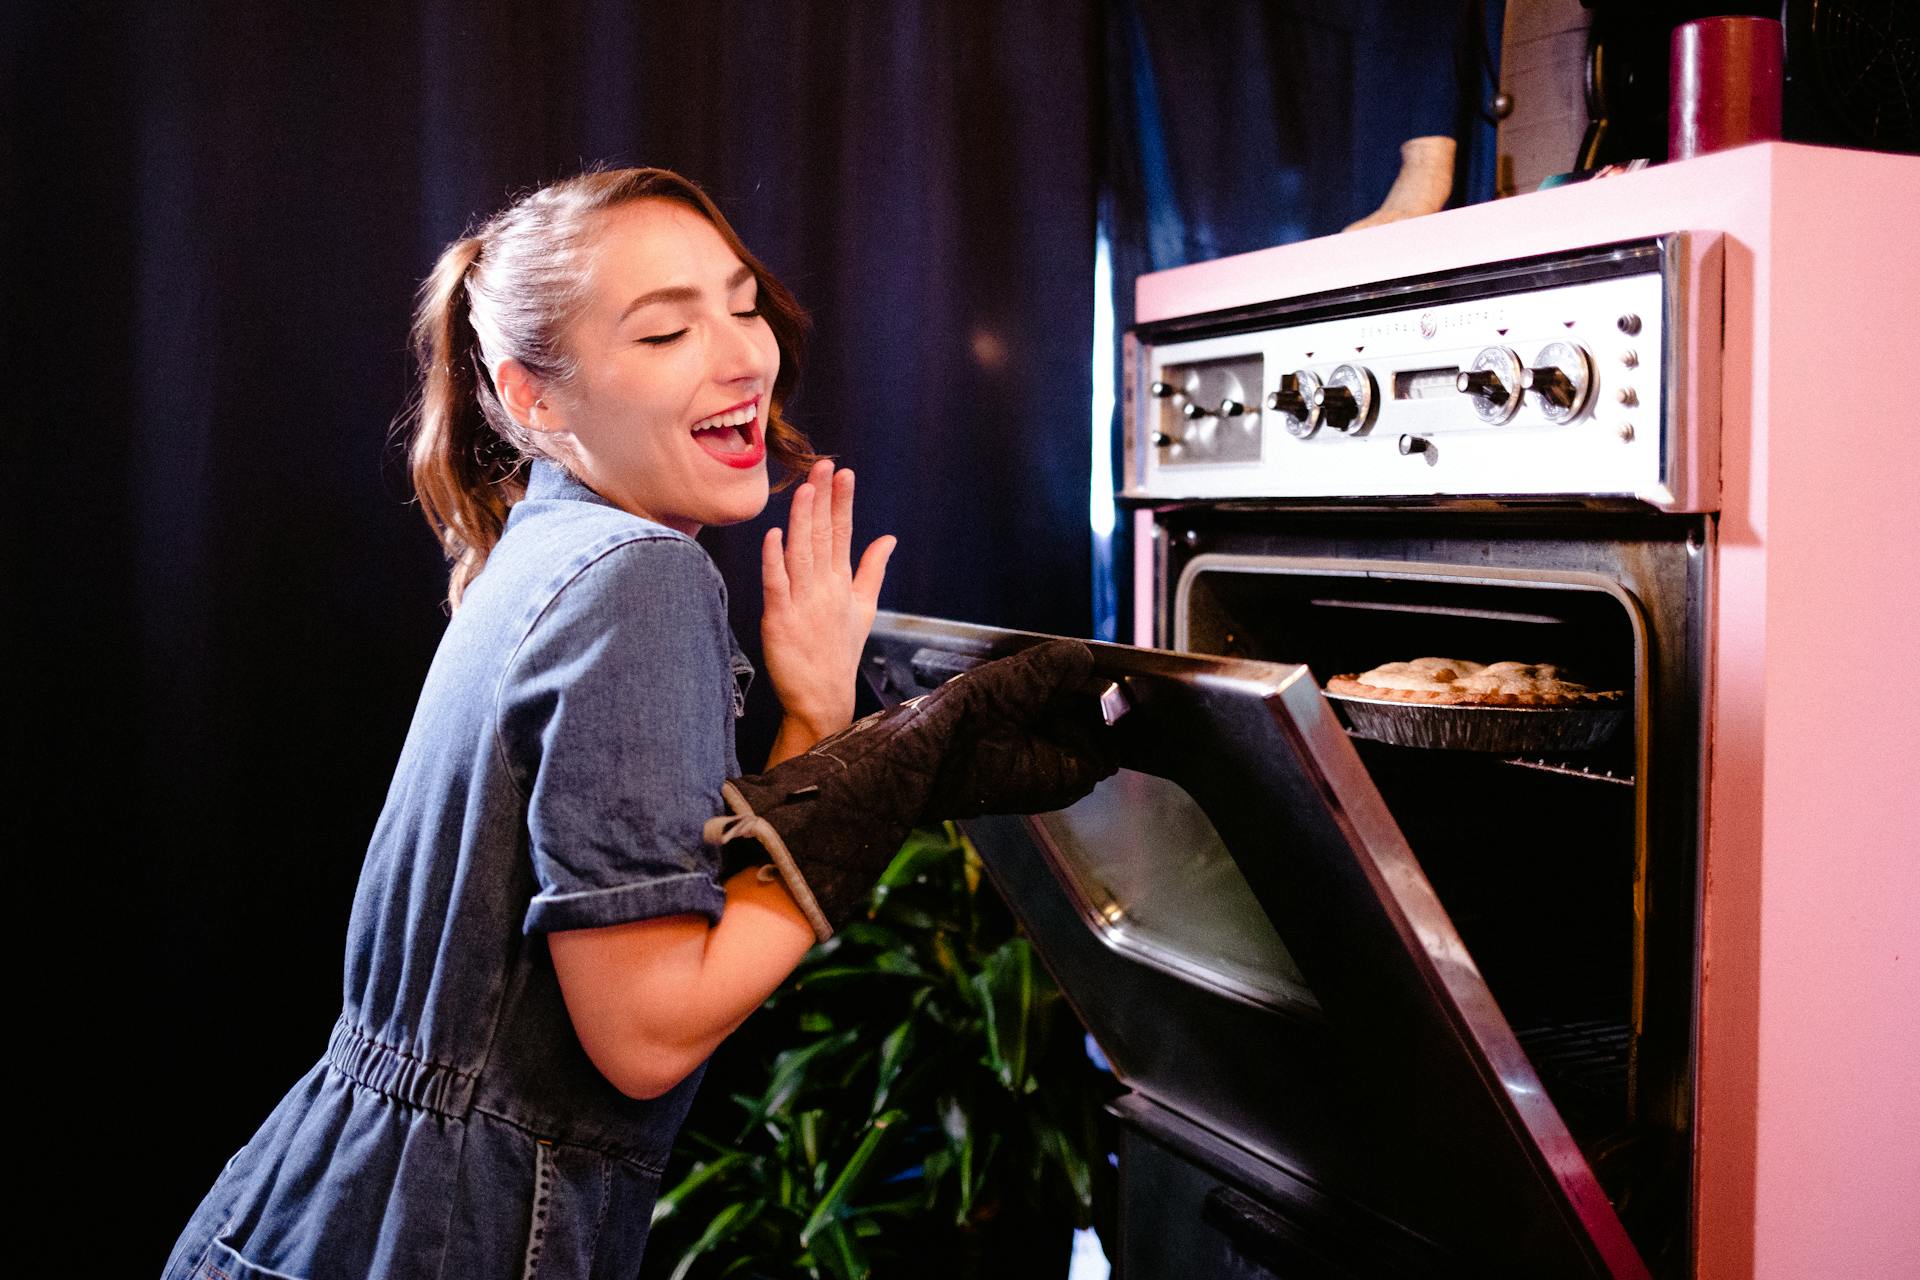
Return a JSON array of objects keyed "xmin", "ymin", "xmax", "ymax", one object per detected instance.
[{"xmin": 162, "ymin": 459, "xmax": 755, "ymax": 1280}]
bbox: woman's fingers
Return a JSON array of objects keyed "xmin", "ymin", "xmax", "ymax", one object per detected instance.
[
  {"xmin": 831, "ymin": 468, "xmax": 854, "ymax": 576},
  {"xmin": 853, "ymin": 534, "xmax": 897, "ymax": 607},
  {"xmin": 761, "ymin": 526, "xmax": 790, "ymax": 605},
  {"xmin": 787, "ymin": 481, "xmax": 815, "ymax": 579},
  {"xmin": 761, "ymin": 452, "xmax": 896, "ymax": 740},
  {"xmin": 810, "ymin": 460, "xmax": 834, "ymax": 570}
]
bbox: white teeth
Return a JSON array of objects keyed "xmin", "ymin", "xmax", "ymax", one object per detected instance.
[{"xmin": 691, "ymin": 404, "xmax": 757, "ymax": 432}]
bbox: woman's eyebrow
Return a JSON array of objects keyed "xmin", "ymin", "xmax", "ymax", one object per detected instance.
[{"xmin": 619, "ymin": 265, "xmax": 755, "ymax": 322}]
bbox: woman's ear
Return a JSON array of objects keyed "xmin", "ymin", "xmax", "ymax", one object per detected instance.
[{"xmin": 494, "ymin": 358, "xmax": 564, "ymax": 436}]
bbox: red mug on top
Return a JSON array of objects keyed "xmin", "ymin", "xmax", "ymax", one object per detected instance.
[{"xmin": 1670, "ymin": 16, "xmax": 1785, "ymax": 161}]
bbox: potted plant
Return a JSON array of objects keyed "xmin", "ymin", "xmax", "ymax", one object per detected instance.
[{"xmin": 642, "ymin": 825, "xmax": 1116, "ymax": 1280}]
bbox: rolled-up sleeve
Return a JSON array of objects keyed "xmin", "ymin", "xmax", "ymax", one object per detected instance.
[{"xmin": 495, "ymin": 535, "xmax": 735, "ymax": 934}]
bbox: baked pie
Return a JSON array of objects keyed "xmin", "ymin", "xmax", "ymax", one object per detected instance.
[{"xmin": 1326, "ymin": 657, "xmax": 1624, "ymax": 706}]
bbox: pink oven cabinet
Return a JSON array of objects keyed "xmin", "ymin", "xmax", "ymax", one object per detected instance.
[{"xmin": 1131, "ymin": 143, "xmax": 1920, "ymax": 1279}]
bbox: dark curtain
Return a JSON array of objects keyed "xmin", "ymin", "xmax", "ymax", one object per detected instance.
[{"xmin": 15, "ymin": 1, "xmax": 1494, "ymax": 1273}]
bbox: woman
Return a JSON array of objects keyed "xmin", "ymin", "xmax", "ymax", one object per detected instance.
[{"xmin": 160, "ymin": 168, "xmax": 1106, "ymax": 1280}]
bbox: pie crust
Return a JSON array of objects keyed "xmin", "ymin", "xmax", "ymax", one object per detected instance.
[{"xmin": 1326, "ymin": 657, "xmax": 1624, "ymax": 707}]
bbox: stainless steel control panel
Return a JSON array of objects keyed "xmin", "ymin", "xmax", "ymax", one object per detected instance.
[{"xmin": 1122, "ymin": 235, "xmax": 1721, "ymax": 509}]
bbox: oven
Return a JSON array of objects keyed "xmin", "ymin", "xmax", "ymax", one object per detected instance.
[
  {"xmin": 863, "ymin": 146, "xmax": 1920, "ymax": 1279},
  {"xmin": 863, "ymin": 231, "xmax": 1716, "ymax": 1277}
]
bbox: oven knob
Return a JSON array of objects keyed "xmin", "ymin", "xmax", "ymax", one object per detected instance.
[
  {"xmin": 1266, "ymin": 370, "xmax": 1324, "ymax": 438},
  {"xmin": 1150, "ymin": 380, "xmax": 1179, "ymax": 398},
  {"xmin": 1455, "ymin": 346, "xmax": 1522, "ymax": 424},
  {"xmin": 1181, "ymin": 400, "xmax": 1209, "ymax": 420},
  {"xmin": 1313, "ymin": 364, "xmax": 1377, "ymax": 434},
  {"xmin": 1151, "ymin": 430, "xmax": 1175, "ymax": 448},
  {"xmin": 1218, "ymin": 397, "xmax": 1246, "ymax": 417},
  {"xmin": 1521, "ymin": 341, "xmax": 1594, "ymax": 423}
]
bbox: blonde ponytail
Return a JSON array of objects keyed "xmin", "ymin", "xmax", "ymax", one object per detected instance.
[{"xmin": 407, "ymin": 236, "xmax": 527, "ymax": 610}]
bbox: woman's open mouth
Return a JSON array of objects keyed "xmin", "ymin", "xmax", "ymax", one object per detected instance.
[{"xmin": 690, "ymin": 399, "xmax": 766, "ymax": 469}]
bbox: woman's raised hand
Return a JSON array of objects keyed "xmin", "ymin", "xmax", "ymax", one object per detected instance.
[{"xmin": 760, "ymin": 458, "xmax": 896, "ymax": 747}]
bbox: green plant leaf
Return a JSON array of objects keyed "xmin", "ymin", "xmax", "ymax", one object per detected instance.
[
  {"xmin": 666, "ymin": 1198, "xmax": 762, "ymax": 1280},
  {"xmin": 1037, "ymin": 1110, "xmax": 1094, "ymax": 1219},
  {"xmin": 930, "ymin": 932, "xmax": 975, "ymax": 1006},
  {"xmin": 802, "ymin": 1218, "xmax": 870, "ymax": 1280},
  {"xmin": 972, "ymin": 940, "xmax": 1036, "ymax": 1091},
  {"xmin": 868, "ymin": 1017, "xmax": 917, "ymax": 1116},
  {"xmin": 745, "ymin": 1028, "xmax": 862, "ymax": 1127},
  {"xmin": 653, "ymin": 1151, "xmax": 748, "ymax": 1223},
  {"xmin": 796, "ymin": 1108, "xmax": 824, "ymax": 1170},
  {"xmin": 794, "ymin": 964, "xmax": 927, "ymax": 992},
  {"xmin": 799, "ymin": 1109, "xmax": 907, "ymax": 1248},
  {"xmin": 868, "ymin": 950, "xmax": 932, "ymax": 978},
  {"xmin": 867, "ymin": 989, "xmax": 934, "ymax": 1112}
]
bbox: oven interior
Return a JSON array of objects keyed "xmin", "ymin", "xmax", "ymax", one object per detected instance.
[{"xmin": 1178, "ymin": 563, "xmax": 1664, "ymax": 1223}]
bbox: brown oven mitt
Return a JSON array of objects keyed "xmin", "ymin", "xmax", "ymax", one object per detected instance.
[{"xmin": 702, "ymin": 639, "xmax": 1117, "ymax": 940}]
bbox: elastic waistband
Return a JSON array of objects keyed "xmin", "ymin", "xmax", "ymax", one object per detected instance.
[{"xmin": 325, "ymin": 1017, "xmax": 478, "ymax": 1117}]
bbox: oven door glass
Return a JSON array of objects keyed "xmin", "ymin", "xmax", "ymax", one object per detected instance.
[
  {"xmin": 1029, "ymin": 765, "xmax": 1315, "ymax": 1012},
  {"xmin": 863, "ymin": 611, "xmax": 1650, "ymax": 1280}
]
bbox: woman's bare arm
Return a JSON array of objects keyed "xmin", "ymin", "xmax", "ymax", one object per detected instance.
[
  {"xmin": 550, "ymin": 460, "xmax": 893, "ymax": 1099},
  {"xmin": 548, "ymin": 867, "xmax": 817, "ymax": 1098}
]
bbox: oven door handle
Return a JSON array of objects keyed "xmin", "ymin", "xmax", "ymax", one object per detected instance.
[
  {"xmin": 907, "ymin": 646, "xmax": 1134, "ymax": 725},
  {"xmin": 908, "ymin": 646, "xmax": 981, "ymax": 687}
]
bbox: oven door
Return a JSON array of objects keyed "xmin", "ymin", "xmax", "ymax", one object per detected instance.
[{"xmin": 863, "ymin": 610, "xmax": 1650, "ymax": 1280}]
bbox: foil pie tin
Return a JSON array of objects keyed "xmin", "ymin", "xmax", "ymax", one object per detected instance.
[{"xmin": 1323, "ymin": 690, "xmax": 1628, "ymax": 754}]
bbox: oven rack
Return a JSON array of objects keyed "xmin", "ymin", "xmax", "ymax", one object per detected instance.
[
  {"xmin": 1344, "ymin": 730, "xmax": 1636, "ymax": 786},
  {"xmin": 1499, "ymin": 756, "xmax": 1635, "ymax": 786}
]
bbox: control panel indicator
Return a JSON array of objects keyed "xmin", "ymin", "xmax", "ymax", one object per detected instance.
[
  {"xmin": 1457, "ymin": 346, "xmax": 1523, "ymax": 424},
  {"xmin": 1314, "ymin": 364, "xmax": 1378, "ymax": 434},
  {"xmin": 1393, "ymin": 367, "xmax": 1465, "ymax": 401},
  {"xmin": 1267, "ymin": 370, "xmax": 1324, "ymax": 439},
  {"xmin": 1522, "ymin": 341, "xmax": 1594, "ymax": 423}
]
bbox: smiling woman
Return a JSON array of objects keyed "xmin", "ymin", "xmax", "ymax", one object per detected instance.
[
  {"xmin": 157, "ymin": 164, "xmax": 1113, "ymax": 1280},
  {"xmin": 155, "ymin": 169, "xmax": 894, "ymax": 1280},
  {"xmin": 406, "ymin": 168, "xmax": 821, "ymax": 610},
  {"xmin": 492, "ymin": 201, "xmax": 782, "ymax": 535}
]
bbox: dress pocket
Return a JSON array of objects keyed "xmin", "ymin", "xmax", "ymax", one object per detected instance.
[{"xmin": 194, "ymin": 1231, "xmax": 311, "ymax": 1280}]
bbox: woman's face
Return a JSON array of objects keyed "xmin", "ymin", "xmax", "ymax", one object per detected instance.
[{"xmin": 546, "ymin": 198, "xmax": 780, "ymax": 535}]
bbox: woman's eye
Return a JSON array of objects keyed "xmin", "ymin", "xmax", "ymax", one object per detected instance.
[
  {"xmin": 637, "ymin": 329, "xmax": 689, "ymax": 346},
  {"xmin": 733, "ymin": 308, "xmax": 763, "ymax": 320}
]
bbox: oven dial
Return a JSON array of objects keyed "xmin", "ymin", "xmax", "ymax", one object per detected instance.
[
  {"xmin": 1456, "ymin": 346, "xmax": 1522, "ymax": 424},
  {"xmin": 1521, "ymin": 341, "xmax": 1594, "ymax": 423},
  {"xmin": 1314, "ymin": 364, "xmax": 1377, "ymax": 434},
  {"xmin": 1266, "ymin": 370, "xmax": 1324, "ymax": 438}
]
